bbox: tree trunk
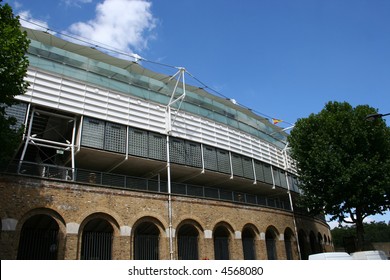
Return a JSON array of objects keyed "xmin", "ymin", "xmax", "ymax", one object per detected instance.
[{"xmin": 355, "ymin": 212, "xmax": 365, "ymax": 251}]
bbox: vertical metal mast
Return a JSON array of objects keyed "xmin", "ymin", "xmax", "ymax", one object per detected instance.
[
  {"xmin": 165, "ymin": 67, "xmax": 186, "ymax": 260},
  {"xmin": 283, "ymin": 142, "xmax": 302, "ymax": 260}
]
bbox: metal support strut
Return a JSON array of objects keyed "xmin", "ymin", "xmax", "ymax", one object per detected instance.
[{"xmin": 165, "ymin": 67, "xmax": 187, "ymax": 260}]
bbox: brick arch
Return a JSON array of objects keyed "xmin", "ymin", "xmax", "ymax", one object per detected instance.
[
  {"xmin": 309, "ymin": 230, "xmax": 318, "ymax": 255},
  {"xmin": 284, "ymin": 227, "xmax": 296, "ymax": 239},
  {"xmin": 284, "ymin": 227, "xmax": 297, "ymax": 260},
  {"xmin": 176, "ymin": 218, "xmax": 204, "ymax": 234},
  {"xmin": 131, "ymin": 216, "xmax": 166, "ymax": 237},
  {"xmin": 325, "ymin": 233, "xmax": 332, "ymax": 246},
  {"xmin": 212, "ymin": 221, "xmax": 235, "ymax": 260},
  {"xmin": 175, "ymin": 219, "xmax": 204, "ymax": 260},
  {"xmin": 174, "ymin": 214, "xmax": 205, "ymax": 231},
  {"xmin": 298, "ymin": 229, "xmax": 309, "ymax": 260},
  {"xmin": 131, "ymin": 216, "xmax": 166, "ymax": 260},
  {"xmin": 16, "ymin": 207, "xmax": 66, "ymax": 260},
  {"xmin": 317, "ymin": 232, "xmax": 324, "ymax": 252},
  {"xmin": 242, "ymin": 223, "xmax": 259, "ymax": 260},
  {"xmin": 78, "ymin": 212, "xmax": 121, "ymax": 235},
  {"xmin": 212, "ymin": 220, "xmax": 235, "ymax": 237},
  {"xmin": 265, "ymin": 225, "xmax": 280, "ymax": 237},
  {"xmin": 78, "ymin": 212, "xmax": 119, "ymax": 260},
  {"xmin": 323, "ymin": 233, "xmax": 328, "ymax": 245},
  {"xmin": 242, "ymin": 223, "xmax": 260, "ymax": 237},
  {"xmin": 130, "ymin": 212, "xmax": 168, "ymax": 231},
  {"xmin": 16, "ymin": 207, "xmax": 66, "ymax": 233},
  {"xmin": 265, "ymin": 225, "xmax": 280, "ymax": 260},
  {"xmin": 76, "ymin": 207, "xmax": 124, "ymax": 231},
  {"xmin": 258, "ymin": 222, "xmax": 283, "ymax": 235}
]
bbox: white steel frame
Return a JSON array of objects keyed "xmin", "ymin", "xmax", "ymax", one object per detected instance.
[
  {"xmin": 165, "ymin": 67, "xmax": 187, "ymax": 260},
  {"xmin": 18, "ymin": 107, "xmax": 77, "ymax": 180}
]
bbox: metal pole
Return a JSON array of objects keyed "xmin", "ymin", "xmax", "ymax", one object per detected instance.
[
  {"xmin": 164, "ymin": 67, "xmax": 187, "ymax": 260},
  {"xmin": 252, "ymin": 158, "xmax": 257, "ymax": 185},
  {"xmin": 71, "ymin": 117, "xmax": 77, "ymax": 180},
  {"xmin": 164, "ymin": 67, "xmax": 188, "ymax": 260},
  {"xmin": 166, "ymin": 105, "xmax": 174, "ymax": 260},
  {"xmin": 229, "ymin": 152, "xmax": 233, "ymax": 179},
  {"xmin": 286, "ymin": 172, "xmax": 302, "ymax": 260},
  {"xmin": 270, "ymin": 165, "xmax": 275, "ymax": 189},
  {"xmin": 166, "ymin": 134, "xmax": 174, "ymax": 260},
  {"xmin": 18, "ymin": 107, "xmax": 36, "ymax": 173},
  {"xmin": 283, "ymin": 143, "xmax": 302, "ymax": 260}
]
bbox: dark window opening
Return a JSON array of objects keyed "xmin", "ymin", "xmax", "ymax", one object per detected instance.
[
  {"xmin": 81, "ymin": 218, "xmax": 113, "ymax": 260},
  {"xmin": 134, "ymin": 222, "xmax": 160, "ymax": 260},
  {"xmin": 177, "ymin": 225, "xmax": 199, "ymax": 260},
  {"xmin": 17, "ymin": 214, "xmax": 59, "ymax": 260},
  {"xmin": 242, "ymin": 228, "xmax": 256, "ymax": 260},
  {"xmin": 266, "ymin": 229, "xmax": 277, "ymax": 260},
  {"xmin": 214, "ymin": 226, "xmax": 230, "ymax": 260}
]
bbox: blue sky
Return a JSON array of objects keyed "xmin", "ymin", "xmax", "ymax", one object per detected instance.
[{"xmin": 7, "ymin": 0, "xmax": 390, "ymax": 227}]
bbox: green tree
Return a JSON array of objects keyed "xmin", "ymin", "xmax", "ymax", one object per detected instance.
[
  {"xmin": 0, "ymin": 0, "xmax": 30, "ymax": 169},
  {"xmin": 288, "ymin": 101, "xmax": 390, "ymax": 251},
  {"xmin": 331, "ymin": 221, "xmax": 390, "ymax": 252}
]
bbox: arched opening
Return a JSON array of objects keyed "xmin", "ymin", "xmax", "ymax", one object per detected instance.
[
  {"xmin": 134, "ymin": 222, "xmax": 160, "ymax": 260},
  {"xmin": 309, "ymin": 231, "xmax": 317, "ymax": 255},
  {"xmin": 324, "ymin": 234, "xmax": 329, "ymax": 250},
  {"xmin": 298, "ymin": 230, "xmax": 308, "ymax": 260},
  {"xmin": 81, "ymin": 218, "xmax": 113, "ymax": 260},
  {"xmin": 318, "ymin": 232, "xmax": 324, "ymax": 253},
  {"xmin": 284, "ymin": 228, "xmax": 295, "ymax": 260},
  {"xmin": 213, "ymin": 226, "xmax": 230, "ymax": 260},
  {"xmin": 327, "ymin": 235, "xmax": 332, "ymax": 249},
  {"xmin": 177, "ymin": 224, "xmax": 199, "ymax": 260},
  {"xmin": 242, "ymin": 227, "xmax": 256, "ymax": 260},
  {"xmin": 17, "ymin": 214, "xmax": 59, "ymax": 260},
  {"xmin": 265, "ymin": 227, "xmax": 278, "ymax": 260}
]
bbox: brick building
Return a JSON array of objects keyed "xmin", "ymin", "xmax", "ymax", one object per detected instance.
[{"xmin": 0, "ymin": 27, "xmax": 332, "ymax": 260}]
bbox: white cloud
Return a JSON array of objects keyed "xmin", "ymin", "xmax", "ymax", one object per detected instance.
[
  {"xmin": 61, "ymin": 0, "xmax": 93, "ymax": 8},
  {"xmin": 66, "ymin": 0, "xmax": 156, "ymax": 58},
  {"xmin": 14, "ymin": 1, "xmax": 23, "ymax": 10},
  {"xmin": 17, "ymin": 10, "xmax": 50, "ymax": 32}
]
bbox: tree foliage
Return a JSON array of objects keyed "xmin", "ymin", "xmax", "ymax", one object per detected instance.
[
  {"xmin": 0, "ymin": 0, "xmax": 30, "ymax": 103},
  {"xmin": 331, "ymin": 221, "xmax": 390, "ymax": 249},
  {"xmin": 0, "ymin": 0, "xmax": 30, "ymax": 169},
  {"xmin": 288, "ymin": 101, "xmax": 390, "ymax": 249}
]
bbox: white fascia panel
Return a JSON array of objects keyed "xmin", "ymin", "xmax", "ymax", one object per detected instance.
[
  {"xmin": 84, "ymin": 91, "xmax": 108, "ymax": 104},
  {"xmin": 61, "ymin": 78, "xmax": 86, "ymax": 90},
  {"xmin": 35, "ymin": 73, "xmax": 61, "ymax": 86},
  {"xmin": 25, "ymin": 74, "xmax": 36, "ymax": 84},
  {"xmin": 32, "ymin": 84, "xmax": 60, "ymax": 99},
  {"xmin": 59, "ymin": 90, "xmax": 85, "ymax": 103},
  {"xmin": 251, "ymin": 143, "xmax": 263, "ymax": 159},
  {"xmin": 106, "ymin": 106, "xmax": 129, "ymax": 118},
  {"xmin": 82, "ymin": 111, "xmax": 105, "ymax": 121},
  {"xmin": 21, "ymin": 68, "xmax": 295, "ymax": 171},
  {"xmin": 58, "ymin": 103, "xmax": 84, "ymax": 115},
  {"xmin": 15, "ymin": 92, "xmax": 32, "ymax": 103},
  {"xmin": 30, "ymin": 95, "xmax": 59, "ymax": 108}
]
